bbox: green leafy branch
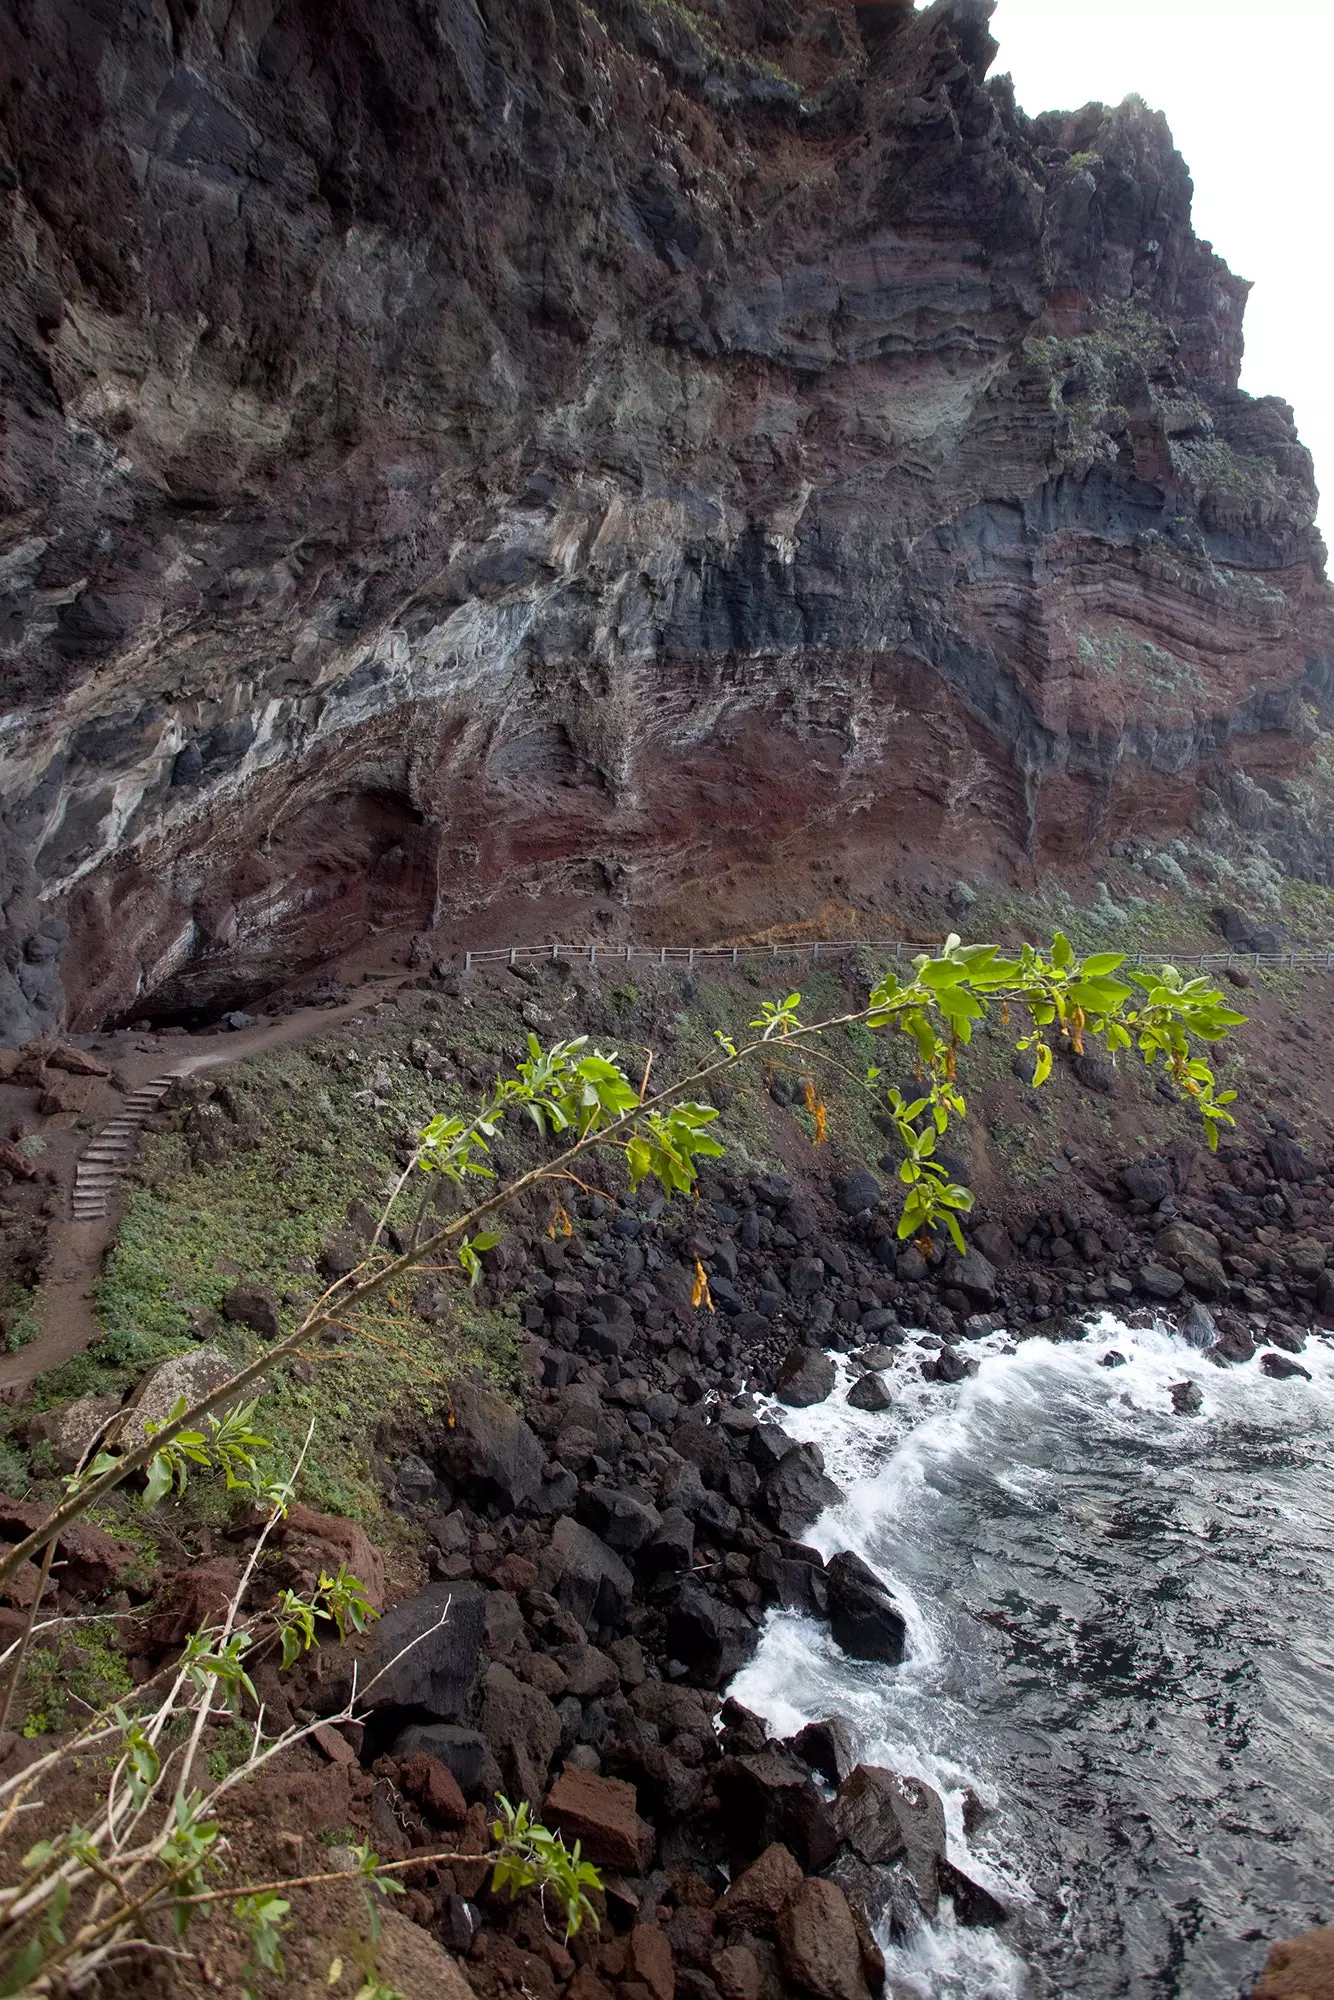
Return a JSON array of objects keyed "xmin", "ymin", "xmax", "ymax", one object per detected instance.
[{"xmin": 490, "ymin": 1796, "xmax": 602, "ymax": 1940}]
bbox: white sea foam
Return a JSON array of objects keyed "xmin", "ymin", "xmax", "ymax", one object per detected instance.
[{"xmin": 727, "ymin": 1317, "xmax": 1334, "ymax": 1996}]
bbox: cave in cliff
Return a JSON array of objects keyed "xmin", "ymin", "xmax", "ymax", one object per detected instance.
[{"xmin": 1, "ymin": 0, "xmax": 1331, "ymax": 1035}]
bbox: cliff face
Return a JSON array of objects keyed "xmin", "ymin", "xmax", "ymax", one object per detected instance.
[{"xmin": 1, "ymin": 0, "xmax": 1330, "ymax": 1032}]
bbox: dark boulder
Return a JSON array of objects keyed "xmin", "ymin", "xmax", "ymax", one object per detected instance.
[
  {"xmin": 551, "ymin": 1517, "xmax": 635, "ymax": 1632},
  {"xmin": 835, "ymin": 1169, "xmax": 882, "ymax": 1215},
  {"xmin": 825, "ymin": 1553, "xmax": 906, "ymax": 1664},
  {"xmin": 665, "ymin": 1579, "xmax": 759, "ymax": 1687},
  {"xmin": 762, "ymin": 1446, "xmax": 841, "ymax": 1538},
  {"xmin": 221, "ymin": 1285, "xmax": 280, "ymax": 1339},
  {"xmin": 714, "ymin": 1750, "xmax": 840, "ymax": 1870},
  {"xmin": 391, "ymin": 1722, "xmax": 502, "ymax": 1802},
  {"xmin": 938, "ymin": 1858, "xmax": 1008, "ymax": 1929},
  {"xmin": 477, "ymin": 1661, "xmax": 562, "ymax": 1801},
  {"xmin": 579, "ymin": 1485, "xmax": 663, "ymax": 1552},
  {"xmin": 1169, "ymin": 1380, "xmax": 1203, "ymax": 1415},
  {"xmin": 834, "ymin": 1765, "xmax": 947, "ymax": 1914},
  {"xmin": 787, "ymin": 1258, "xmax": 827, "ymax": 1301},
  {"xmin": 437, "ymin": 1380, "xmax": 549, "ymax": 1514},
  {"xmin": 933, "ymin": 1349, "xmax": 977, "ymax": 1384},
  {"xmin": 1266, "ymin": 1132, "xmax": 1315, "ymax": 1182},
  {"xmin": 641, "ymin": 1506, "xmax": 697, "ymax": 1578},
  {"xmin": 787, "ymin": 1715, "xmax": 857, "ymax": 1786},
  {"xmin": 1260, "ymin": 1351, "xmax": 1312, "ymax": 1381},
  {"xmin": 1178, "ymin": 1302, "xmax": 1218, "ymax": 1349},
  {"xmin": 350, "ymin": 1580, "xmax": 484, "ymax": 1720},
  {"xmin": 846, "ymin": 1373, "xmax": 892, "ymax": 1413},
  {"xmin": 1136, "ymin": 1262, "xmax": 1185, "ymax": 1302},
  {"xmin": 753, "ymin": 1547, "xmax": 829, "ymax": 1619},
  {"xmin": 1120, "ymin": 1163, "xmax": 1173, "ymax": 1204},
  {"xmin": 775, "ymin": 1346, "xmax": 836, "ymax": 1408},
  {"xmin": 941, "ymin": 1249, "xmax": 997, "ymax": 1306}
]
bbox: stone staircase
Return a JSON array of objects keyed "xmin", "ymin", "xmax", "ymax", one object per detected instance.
[{"xmin": 71, "ymin": 1074, "xmax": 180, "ymax": 1223}]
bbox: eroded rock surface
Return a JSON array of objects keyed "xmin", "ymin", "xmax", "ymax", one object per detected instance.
[{"xmin": 1, "ymin": 0, "xmax": 1331, "ymax": 1030}]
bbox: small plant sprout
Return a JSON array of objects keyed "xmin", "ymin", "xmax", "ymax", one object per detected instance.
[{"xmin": 491, "ymin": 1796, "xmax": 603, "ymax": 1940}]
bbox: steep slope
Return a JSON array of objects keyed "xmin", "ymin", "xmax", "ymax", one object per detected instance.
[{"xmin": 0, "ymin": 0, "xmax": 1330, "ymax": 1035}]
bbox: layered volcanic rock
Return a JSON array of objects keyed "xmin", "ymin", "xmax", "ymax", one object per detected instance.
[{"xmin": 0, "ymin": 0, "xmax": 1330, "ymax": 1031}]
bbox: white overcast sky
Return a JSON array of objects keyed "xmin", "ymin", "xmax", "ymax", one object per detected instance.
[{"xmin": 974, "ymin": 0, "xmax": 1334, "ymax": 539}]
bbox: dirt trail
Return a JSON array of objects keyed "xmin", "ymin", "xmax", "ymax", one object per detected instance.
[{"xmin": 0, "ymin": 985, "xmax": 405, "ymax": 1398}]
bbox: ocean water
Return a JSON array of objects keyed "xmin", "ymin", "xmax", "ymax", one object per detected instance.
[{"xmin": 729, "ymin": 1319, "xmax": 1334, "ymax": 1998}]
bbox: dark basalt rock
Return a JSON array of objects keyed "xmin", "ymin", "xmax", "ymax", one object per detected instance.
[
  {"xmin": 775, "ymin": 1346, "xmax": 837, "ymax": 1408},
  {"xmin": 714, "ymin": 1751, "xmax": 841, "ymax": 1871},
  {"xmin": 347, "ymin": 1580, "xmax": 485, "ymax": 1721},
  {"xmin": 825, "ymin": 1553, "xmax": 907, "ymax": 1665},
  {"xmin": 664, "ymin": 1579, "xmax": 760, "ymax": 1688},
  {"xmin": 436, "ymin": 1381, "xmax": 549, "ymax": 1515},
  {"xmin": 846, "ymin": 1372, "xmax": 893, "ymax": 1413},
  {"xmin": 1260, "ymin": 1351, "xmax": 1312, "ymax": 1381},
  {"xmin": 762, "ymin": 1446, "xmax": 841, "ymax": 1539}
]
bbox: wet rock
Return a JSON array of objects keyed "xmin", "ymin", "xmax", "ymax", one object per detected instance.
[
  {"xmin": 775, "ymin": 1347, "xmax": 836, "ymax": 1408},
  {"xmin": 665, "ymin": 1579, "xmax": 759, "ymax": 1687},
  {"xmin": 478, "ymin": 1660, "xmax": 562, "ymax": 1800},
  {"xmin": 787, "ymin": 1716, "xmax": 857, "ymax": 1786},
  {"xmin": 1169, "ymin": 1380, "xmax": 1203, "ymax": 1415},
  {"xmin": 830, "ymin": 1765, "xmax": 908, "ymax": 1865},
  {"xmin": 715, "ymin": 1752, "xmax": 839, "ymax": 1869},
  {"xmin": 221, "ymin": 1284, "xmax": 281, "ymax": 1338},
  {"xmin": 833, "ymin": 1767, "xmax": 947, "ymax": 1914},
  {"xmin": 937, "ymin": 1858, "xmax": 1008, "ymax": 1929},
  {"xmin": 846, "ymin": 1373, "xmax": 892, "ymax": 1413},
  {"xmin": 544, "ymin": 1766, "xmax": 655, "ymax": 1871},
  {"xmin": 437, "ymin": 1380, "xmax": 549, "ymax": 1514},
  {"xmin": 1178, "ymin": 1303, "xmax": 1218, "ymax": 1350},
  {"xmin": 932, "ymin": 1349, "xmax": 977, "ymax": 1385},
  {"xmin": 551, "ymin": 1516, "xmax": 635, "ymax": 1632},
  {"xmin": 1136, "ymin": 1262, "xmax": 1185, "ymax": 1301},
  {"xmin": 1100, "ymin": 1351, "xmax": 1127, "ymax": 1368},
  {"xmin": 762, "ymin": 1446, "xmax": 841, "ymax": 1538},
  {"xmin": 753, "ymin": 1547, "xmax": 829, "ymax": 1619},
  {"xmin": 825, "ymin": 1554, "xmax": 906, "ymax": 1665},
  {"xmin": 776, "ymin": 1877, "xmax": 871, "ymax": 2000},
  {"xmin": 715, "ymin": 1843, "xmax": 804, "ymax": 1933},
  {"xmin": 1260, "ymin": 1351, "xmax": 1312, "ymax": 1381}
]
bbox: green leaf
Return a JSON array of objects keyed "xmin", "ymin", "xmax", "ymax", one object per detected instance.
[
  {"xmin": 143, "ymin": 1452, "xmax": 174, "ymax": 1508},
  {"xmin": 1051, "ymin": 932, "xmax": 1074, "ymax": 969}
]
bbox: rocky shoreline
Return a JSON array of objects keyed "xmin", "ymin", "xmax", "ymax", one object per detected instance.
[
  {"xmin": 2, "ymin": 952, "xmax": 1332, "ymax": 1995},
  {"xmin": 175, "ymin": 1107, "xmax": 1330, "ymax": 1994}
]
